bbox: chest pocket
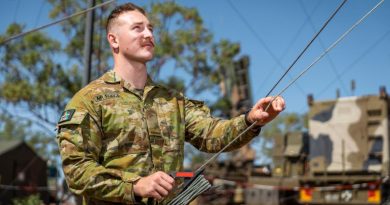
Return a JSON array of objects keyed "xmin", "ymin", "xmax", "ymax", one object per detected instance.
[{"xmin": 101, "ymin": 101, "xmax": 149, "ymax": 158}]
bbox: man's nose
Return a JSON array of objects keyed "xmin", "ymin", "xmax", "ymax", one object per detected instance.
[{"xmin": 143, "ymin": 28, "xmax": 153, "ymax": 39}]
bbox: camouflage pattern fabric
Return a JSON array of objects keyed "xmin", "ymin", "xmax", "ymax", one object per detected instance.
[
  {"xmin": 57, "ymin": 70, "xmax": 260, "ymax": 204},
  {"xmin": 308, "ymin": 96, "xmax": 389, "ymax": 173}
]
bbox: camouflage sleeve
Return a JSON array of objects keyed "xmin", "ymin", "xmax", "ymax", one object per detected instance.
[
  {"xmin": 184, "ymin": 99, "xmax": 260, "ymax": 153},
  {"xmin": 57, "ymin": 109, "xmax": 140, "ymax": 204}
]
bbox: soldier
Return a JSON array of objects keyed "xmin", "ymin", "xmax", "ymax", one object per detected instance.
[{"xmin": 56, "ymin": 2, "xmax": 285, "ymax": 205}]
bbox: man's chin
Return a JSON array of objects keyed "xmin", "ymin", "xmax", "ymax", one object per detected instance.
[
  {"xmin": 125, "ymin": 54, "xmax": 154, "ymax": 63},
  {"xmin": 140, "ymin": 51, "xmax": 154, "ymax": 61},
  {"xmin": 143, "ymin": 55, "xmax": 154, "ymax": 62}
]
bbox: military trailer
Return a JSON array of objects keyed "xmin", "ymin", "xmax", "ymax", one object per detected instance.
[{"xmin": 247, "ymin": 88, "xmax": 390, "ymax": 204}]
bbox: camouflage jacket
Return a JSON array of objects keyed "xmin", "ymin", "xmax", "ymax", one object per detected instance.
[{"xmin": 57, "ymin": 70, "xmax": 260, "ymax": 204}]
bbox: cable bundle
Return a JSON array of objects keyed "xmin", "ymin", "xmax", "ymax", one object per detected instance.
[{"xmin": 167, "ymin": 174, "xmax": 211, "ymax": 205}]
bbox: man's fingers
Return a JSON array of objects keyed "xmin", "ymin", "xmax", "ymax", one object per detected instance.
[
  {"xmin": 258, "ymin": 96, "xmax": 272, "ymax": 107},
  {"xmin": 151, "ymin": 190, "xmax": 163, "ymax": 200},
  {"xmin": 159, "ymin": 177, "xmax": 174, "ymax": 192},
  {"xmin": 276, "ymin": 97, "xmax": 286, "ymax": 110},
  {"xmin": 133, "ymin": 171, "xmax": 176, "ymax": 199},
  {"xmin": 161, "ymin": 172, "xmax": 175, "ymax": 184},
  {"xmin": 153, "ymin": 172, "xmax": 174, "ymax": 198},
  {"xmin": 272, "ymin": 98, "xmax": 283, "ymax": 111},
  {"xmin": 155, "ymin": 184, "xmax": 170, "ymax": 197},
  {"xmin": 249, "ymin": 96, "xmax": 286, "ymax": 126}
]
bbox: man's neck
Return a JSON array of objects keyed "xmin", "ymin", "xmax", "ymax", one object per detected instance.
[{"xmin": 113, "ymin": 59, "xmax": 147, "ymax": 89}]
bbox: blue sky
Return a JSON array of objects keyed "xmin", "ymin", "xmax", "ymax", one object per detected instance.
[{"xmin": 1, "ymin": 0, "xmax": 390, "ymax": 115}]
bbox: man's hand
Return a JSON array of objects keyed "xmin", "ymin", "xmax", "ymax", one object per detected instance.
[
  {"xmin": 246, "ymin": 96, "xmax": 286, "ymax": 126},
  {"xmin": 133, "ymin": 171, "xmax": 175, "ymax": 200}
]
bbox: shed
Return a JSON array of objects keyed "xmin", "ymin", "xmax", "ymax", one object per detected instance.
[{"xmin": 0, "ymin": 140, "xmax": 49, "ymax": 204}]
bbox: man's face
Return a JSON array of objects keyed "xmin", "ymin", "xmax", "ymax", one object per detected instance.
[{"xmin": 110, "ymin": 10, "xmax": 155, "ymax": 63}]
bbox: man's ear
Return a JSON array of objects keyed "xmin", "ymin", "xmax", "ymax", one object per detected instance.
[{"xmin": 107, "ymin": 32, "xmax": 119, "ymax": 50}]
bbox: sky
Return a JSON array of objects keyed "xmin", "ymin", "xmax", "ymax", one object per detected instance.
[{"xmin": 1, "ymin": 0, "xmax": 390, "ymax": 116}]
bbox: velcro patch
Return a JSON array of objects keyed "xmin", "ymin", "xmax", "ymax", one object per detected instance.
[{"xmin": 58, "ymin": 109, "xmax": 75, "ymax": 123}]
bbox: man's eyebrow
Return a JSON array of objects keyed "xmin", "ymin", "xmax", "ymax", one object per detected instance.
[
  {"xmin": 130, "ymin": 22, "xmax": 153, "ymax": 27},
  {"xmin": 129, "ymin": 22, "xmax": 153, "ymax": 30},
  {"xmin": 131, "ymin": 22, "xmax": 143, "ymax": 26}
]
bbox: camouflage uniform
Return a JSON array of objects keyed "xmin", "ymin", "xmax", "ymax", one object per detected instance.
[{"xmin": 57, "ymin": 70, "xmax": 260, "ymax": 204}]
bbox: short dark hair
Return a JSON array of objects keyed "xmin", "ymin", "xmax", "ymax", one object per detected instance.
[{"xmin": 106, "ymin": 2, "xmax": 146, "ymax": 33}]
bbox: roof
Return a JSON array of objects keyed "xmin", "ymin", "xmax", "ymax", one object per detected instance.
[{"xmin": 0, "ymin": 140, "xmax": 24, "ymax": 155}]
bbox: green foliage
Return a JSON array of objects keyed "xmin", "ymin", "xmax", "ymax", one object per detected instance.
[
  {"xmin": 157, "ymin": 76, "xmax": 186, "ymax": 93},
  {"xmin": 0, "ymin": 1, "xmax": 254, "ymax": 163},
  {"xmin": 0, "ymin": 23, "xmax": 76, "ymax": 111},
  {"xmin": 0, "ymin": 114, "xmax": 31, "ymax": 141},
  {"xmin": 0, "ymin": 113, "xmax": 58, "ymax": 158},
  {"xmin": 209, "ymin": 97, "xmax": 232, "ymax": 118},
  {"xmin": 147, "ymin": 2, "xmax": 212, "ymax": 83},
  {"xmin": 146, "ymin": 2, "xmax": 248, "ymax": 102},
  {"xmin": 12, "ymin": 194, "xmax": 42, "ymax": 205},
  {"xmin": 47, "ymin": 0, "xmax": 112, "ymax": 76},
  {"xmin": 0, "ymin": 22, "xmax": 75, "ymax": 160}
]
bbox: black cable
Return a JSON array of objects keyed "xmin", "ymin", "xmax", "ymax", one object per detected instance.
[
  {"xmin": 266, "ymin": 0, "xmax": 385, "ymax": 111},
  {"xmin": 254, "ymin": 0, "xmax": 323, "ymax": 98},
  {"xmin": 195, "ymin": 0, "xmax": 384, "ymax": 176},
  {"xmin": 315, "ymin": 28, "xmax": 390, "ymax": 100},
  {"xmin": 227, "ymin": 0, "xmax": 307, "ymax": 96},
  {"xmin": 196, "ymin": 0, "xmax": 348, "ymax": 174},
  {"xmin": 0, "ymin": 0, "xmax": 116, "ymax": 46},
  {"xmin": 298, "ymin": 0, "xmax": 349, "ymax": 96}
]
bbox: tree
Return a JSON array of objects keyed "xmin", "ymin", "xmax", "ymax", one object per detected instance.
[
  {"xmin": 0, "ymin": 0, "xmax": 252, "ymax": 165},
  {"xmin": 0, "ymin": 23, "xmax": 73, "ymax": 159},
  {"xmin": 12, "ymin": 194, "xmax": 42, "ymax": 205},
  {"xmin": 0, "ymin": 113, "xmax": 31, "ymax": 141},
  {"xmin": 47, "ymin": 0, "xmax": 111, "ymax": 77}
]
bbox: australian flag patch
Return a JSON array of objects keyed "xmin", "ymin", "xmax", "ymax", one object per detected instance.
[{"xmin": 59, "ymin": 109, "xmax": 75, "ymax": 123}]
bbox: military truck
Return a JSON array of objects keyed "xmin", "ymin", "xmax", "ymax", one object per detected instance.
[{"xmin": 246, "ymin": 87, "xmax": 390, "ymax": 205}]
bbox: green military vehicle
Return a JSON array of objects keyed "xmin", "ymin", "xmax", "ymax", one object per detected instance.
[{"xmin": 246, "ymin": 88, "xmax": 390, "ymax": 205}]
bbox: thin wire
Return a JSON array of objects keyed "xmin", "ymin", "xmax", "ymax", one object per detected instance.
[
  {"xmin": 13, "ymin": 0, "xmax": 21, "ymax": 23},
  {"xmin": 298, "ymin": 28, "xmax": 390, "ymax": 113},
  {"xmin": 298, "ymin": 0, "xmax": 349, "ymax": 96},
  {"xmin": 0, "ymin": 0, "xmax": 116, "ymax": 46},
  {"xmin": 196, "ymin": 121, "xmax": 259, "ymax": 172},
  {"xmin": 226, "ymin": 0, "xmax": 281, "ymax": 71},
  {"xmin": 270, "ymin": 0, "xmax": 384, "ymax": 103},
  {"xmin": 197, "ymin": 0, "xmax": 347, "ymax": 172},
  {"xmin": 196, "ymin": 0, "xmax": 384, "ymax": 174},
  {"xmin": 34, "ymin": 0, "xmax": 46, "ymax": 27},
  {"xmin": 0, "ymin": 155, "xmax": 38, "ymax": 197},
  {"xmin": 265, "ymin": 0, "xmax": 348, "ymax": 97},
  {"xmin": 255, "ymin": 0, "xmax": 323, "ymax": 98},
  {"xmin": 0, "ymin": 184, "xmax": 55, "ymax": 191},
  {"xmin": 315, "ymin": 28, "xmax": 390, "ymax": 99},
  {"xmin": 227, "ymin": 0, "xmax": 307, "ymax": 96}
]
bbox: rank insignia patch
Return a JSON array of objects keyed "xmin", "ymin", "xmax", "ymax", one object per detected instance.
[{"xmin": 59, "ymin": 109, "xmax": 75, "ymax": 123}]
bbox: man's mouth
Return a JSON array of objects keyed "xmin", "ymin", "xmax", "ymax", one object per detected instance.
[{"xmin": 142, "ymin": 41, "xmax": 155, "ymax": 48}]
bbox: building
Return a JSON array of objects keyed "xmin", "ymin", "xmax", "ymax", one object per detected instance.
[{"xmin": 0, "ymin": 140, "xmax": 50, "ymax": 204}]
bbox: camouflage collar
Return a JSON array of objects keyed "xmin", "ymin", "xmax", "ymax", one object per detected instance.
[
  {"xmin": 102, "ymin": 70, "xmax": 121, "ymax": 84},
  {"xmin": 102, "ymin": 70, "xmax": 160, "ymax": 94}
]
